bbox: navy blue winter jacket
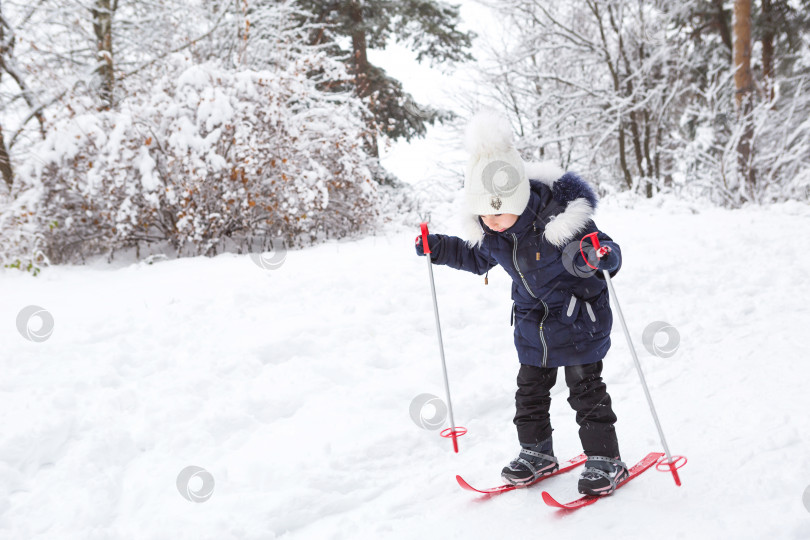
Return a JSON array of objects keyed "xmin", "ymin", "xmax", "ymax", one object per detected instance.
[{"xmin": 429, "ymin": 168, "xmax": 621, "ymax": 368}]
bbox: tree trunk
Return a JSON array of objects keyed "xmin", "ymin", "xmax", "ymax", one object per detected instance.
[
  {"xmin": 348, "ymin": 1, "xmax": 370, "ymax": 97},
  {"xmin": 626, "ymin": 80, "xmax": 645, "ymax": 179},
  {"xmin": 92, "ymin": 0, "xmax": 115, "ymax": 109},
  {"xmin": 643, "ymin": 111, "xmax": 654, "ymax": 198},
  {"xmin": 733, "ymin": 0, "xmax": 753, "ymax": 110},
  {"xmin": 0, "ymin": 123, "xmax": 12, "ymax": 191},
  {"xmin": 761, "ymin": 0, "xmax": 775, "ymax": 101},
  {"xmin": 733, "ymin": 0, "xmax": 755, "ymax": 196},
  {"xmin": 347, "ymin": 0, "xmax": 378, "ymax": 158},
  {"xmin": 588, "ymin": 1, "xmax": 632, "ymax": 191},
  {"xmin": 713, "ymin": 0, "xmax": 734, "ymax": 51},
  {"xmin": 0, "ymin": 4, "xmax": 11, "ymax": 190},
  {"xmin": 617, "ymin": 122, "xmax": 633, "ymax": 190}
]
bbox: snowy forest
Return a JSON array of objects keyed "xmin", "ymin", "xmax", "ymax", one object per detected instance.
[
  {"xmin": 4, "ymin": 2, "xmax": 810, "ymax": 538},
  {"xmin": 1, "ymin": 0, "xmax": 808, "ymax": 270}
]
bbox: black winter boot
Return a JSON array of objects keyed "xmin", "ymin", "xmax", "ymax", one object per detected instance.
[
  {"xmin": 501, "ymin": 437, "xmax": 559, "ymax": 487},
  {"xmin": 577, "ymin": 456, "xmax": 629, "ymax": 496}
]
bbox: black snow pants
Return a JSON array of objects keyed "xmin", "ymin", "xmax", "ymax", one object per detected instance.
[{"xmin": 514, "ymin": 360, "xmax": 620, "ymax": 458}]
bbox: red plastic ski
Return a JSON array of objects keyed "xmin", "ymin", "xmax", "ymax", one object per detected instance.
[
  {"xmin": 541, "ymin": 452, "xmax": 665, "ymax": 510},
  {"xmin": 456, "ymin": 454, "xmax": 587, "ymax": 496}
]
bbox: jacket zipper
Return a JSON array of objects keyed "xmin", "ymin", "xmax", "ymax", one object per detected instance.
[
  {"xmin": 538, "ymin": 302, "xmax": 548, "ymax": 367},
  {"xmin": 511, "ymin": 232, "xmax": 549, "ymax": 367},
  {"xmin": 511, "ymin": 233, "xmax": 536, "ymax": 299}
]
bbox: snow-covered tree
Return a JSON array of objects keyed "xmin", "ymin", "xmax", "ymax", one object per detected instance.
[
  {"xmin": 472, "ymin": 0, "xmax": 809, "ymax": 205},
  {"xmin": 474, "ymin": 0, "xmax": 688, "ymax": 196},
  {"xmin": 675, "ymin": 0, "xmax": 810, "ymax": 205},
  {"xmin": 0, "ymin": 0, "xmax": 384, "ymax": 269},
  {"xmin": 291, "ymin": 0, "xmax": 475, "ymax": 161}
]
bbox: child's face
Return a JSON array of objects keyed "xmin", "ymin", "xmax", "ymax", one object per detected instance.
[{"xmin": 480, "ymin": 213, "xmax": 519, "ymax": 232}]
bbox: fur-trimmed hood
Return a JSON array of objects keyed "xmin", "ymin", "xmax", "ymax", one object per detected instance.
[{"xmin": 461, "ymin": 161, "xmax": 599, "ymax": 249}]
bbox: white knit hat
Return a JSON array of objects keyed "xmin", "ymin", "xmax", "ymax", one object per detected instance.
[{"xmin": 463, "ymin": 110, "xmax": 529, "ymax": 217}]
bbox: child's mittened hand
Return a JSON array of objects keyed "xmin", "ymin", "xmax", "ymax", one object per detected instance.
[
  {"xmin": 596, "ymin": 246, "xmax": 620, "ymax": 273},
  {"xmin": 414, "ymin": 234, "xmax": 440, "ymax": 257}
]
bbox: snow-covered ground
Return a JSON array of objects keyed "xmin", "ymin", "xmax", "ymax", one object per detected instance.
[{"xmin": 2, "ymin": 193, "xmax": 810, "ymax": 539}]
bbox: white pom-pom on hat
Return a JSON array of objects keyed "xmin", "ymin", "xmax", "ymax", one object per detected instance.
[{"xmin": 464, "ymin": 109, "xmax": 516, "ymax": 156}]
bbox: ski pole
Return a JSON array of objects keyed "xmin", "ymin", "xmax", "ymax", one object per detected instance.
[
  {"xmin": 419, "ymin": 222, "xmax": 466, "ymax": 453},
  {"xmin": 580, "ymin": 232, "xmax": 684, "ymax": 486}
]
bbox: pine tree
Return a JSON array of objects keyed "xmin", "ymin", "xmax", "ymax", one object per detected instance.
[{"xmin": 293, "ymin": 0, "xmax": 474, "ymax": 161}]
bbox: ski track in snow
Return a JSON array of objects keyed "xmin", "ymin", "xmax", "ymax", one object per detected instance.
[{"xmin": 1, "ymin": 197, "xmax": 809, "ymax": 539}]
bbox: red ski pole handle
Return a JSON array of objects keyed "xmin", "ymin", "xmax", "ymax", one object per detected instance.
[
  {"xmin": 580, "ymin": 231, "xmax": 612, "ymax": 270},
  {"xmin": 579, "ymin": 232, "xmax": 604, "ymax": 270},
  {"xmin": 420, "ymin": 222, "xmax": 432, "ymax": 255}
]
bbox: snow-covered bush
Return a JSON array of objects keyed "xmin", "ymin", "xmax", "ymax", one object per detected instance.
[{"xmin": 2, "ymin": 40, "xmax": 380, "ymax": 266}]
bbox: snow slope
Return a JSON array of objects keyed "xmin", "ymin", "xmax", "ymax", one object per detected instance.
[{"xmin": 2, "ymin": 195, "xmax": 810, "ymax": 539}]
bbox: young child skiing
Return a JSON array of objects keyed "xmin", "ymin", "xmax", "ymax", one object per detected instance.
[{"xmin": 414, "ymin": 110, "xmax": 627, "ymax": 496}]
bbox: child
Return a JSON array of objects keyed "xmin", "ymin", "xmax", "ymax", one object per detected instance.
[{"xmin": 414, "ymin": 110, "xmax": 627, "ymax": 496}]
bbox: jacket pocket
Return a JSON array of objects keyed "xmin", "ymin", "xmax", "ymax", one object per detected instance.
[
  {"xmin": 559, "ymin": 294, "xmax": 580, "ymax": 325},
  {"xmin": 572, "ymin": 298, "xmax": 601, "ymax": 336},
  {"xmin": 583, "ymin": 300, "xmax": 597, "ymax": 323},
  {"xmin": 559, "ymin": 294, "xmax": 600, "ymax": 336}
]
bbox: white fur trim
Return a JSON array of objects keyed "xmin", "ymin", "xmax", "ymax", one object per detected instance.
[
  {"xmin": 543, "ymin": 198, "xmax": 594, "ymax": 248},
  {"xmin": 462, "ymin": 214, "xmax": 484, "ymax": 248},
  {"xmin": 523, "ymin": 161, "xmax": 565, "ymax": 186}
]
